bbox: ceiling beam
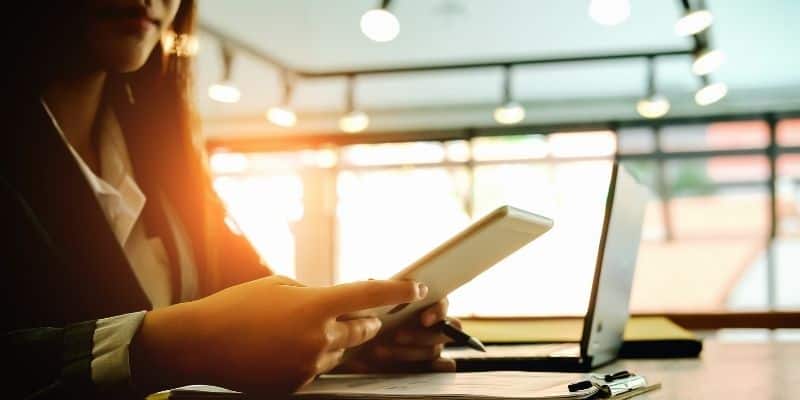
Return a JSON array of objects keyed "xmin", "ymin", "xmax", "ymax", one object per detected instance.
[{"xmin": 198, "ymin": 21, "xmax": 693, "ymax": 79}]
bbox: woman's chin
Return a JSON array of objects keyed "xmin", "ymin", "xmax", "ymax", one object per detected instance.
[{"xmin": 99, "ymin": 50, "xmax": 153, "ymax": 73}]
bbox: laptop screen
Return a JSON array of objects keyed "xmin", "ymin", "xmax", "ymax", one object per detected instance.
[{"xmin": 579, "ymin": 163, "xmax": 649, "ymax": 367}]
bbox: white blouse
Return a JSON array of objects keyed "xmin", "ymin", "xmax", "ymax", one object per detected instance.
[{"xmin": 42, "ymin": 98, "xmax": 198, "ymax": 386}]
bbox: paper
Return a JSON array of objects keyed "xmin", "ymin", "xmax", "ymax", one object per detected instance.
[
  {"xmin": 161, "ymin": 372, "xmax": 599, "ymax": 400},
  {"xmin": 295, "ymin": 371, "xmax": 598, "ymax": 399}
]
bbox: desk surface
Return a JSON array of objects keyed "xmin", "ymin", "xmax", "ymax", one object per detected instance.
[{"xmin": 603, "ymin": 339, "xmax": 800, "ymax": 399}]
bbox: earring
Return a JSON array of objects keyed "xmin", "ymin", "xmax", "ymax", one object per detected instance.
[{"xmin": 161, "ymin": 30, "xmax": 200, "ymax": 57}]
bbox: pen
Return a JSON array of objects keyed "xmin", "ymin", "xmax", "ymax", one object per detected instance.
[{"xmin": 435, "ymin": 320, "xmax": 487, "ymax": 352}]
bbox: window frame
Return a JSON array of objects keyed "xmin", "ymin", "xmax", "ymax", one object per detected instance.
[{"xmin": 207, "ymin": 111, "xmax": 800, "ymax": 329}]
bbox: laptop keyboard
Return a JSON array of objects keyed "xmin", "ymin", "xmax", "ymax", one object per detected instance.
[{"xmin": 443, "ymin": 343, "xmax": 581, "ymax": 359}]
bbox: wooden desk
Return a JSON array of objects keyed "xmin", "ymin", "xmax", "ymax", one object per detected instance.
[{"xmin": 603, "ymin": 340, "xmax": 800, "ymax": 399}]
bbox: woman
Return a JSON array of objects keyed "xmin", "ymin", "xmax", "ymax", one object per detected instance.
[{"xmin": 2, "ymin": 1, "xmax": 455, "ymax": 398}]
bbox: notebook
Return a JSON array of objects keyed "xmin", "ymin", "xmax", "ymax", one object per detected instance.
[{"xmin": 457, "ymin": 316, "xmax": 702, "ymax": 358}]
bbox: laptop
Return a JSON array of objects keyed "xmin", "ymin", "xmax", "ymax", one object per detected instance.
[{"xmin": 442, "ymin": 162, "xmax": 649, "ymax": 372}]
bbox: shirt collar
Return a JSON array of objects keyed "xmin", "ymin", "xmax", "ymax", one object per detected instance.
[{"xmin": 42, "ymin": 98, "xmax": 146, "ymax": 245}]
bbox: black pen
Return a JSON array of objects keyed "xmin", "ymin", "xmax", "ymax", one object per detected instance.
[{"xmin": 434, "ymin": 320, "xmax": 487, "ymax": 352}]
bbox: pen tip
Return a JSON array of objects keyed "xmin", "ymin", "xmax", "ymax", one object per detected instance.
[{"xmin": 469, "ymin": 338, "xmax": 488, "ymax": 352}]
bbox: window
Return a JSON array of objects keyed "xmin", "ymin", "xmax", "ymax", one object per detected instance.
[
  {"xmin": 209, "ymin": 150, "xmax": 325, "ymax": 278},
  {"xmin": 464, "ymin": 160, "xmax": 612, "ymax": 316},
  {"xmin": 207, "ymin": 117, "xmax": 800, "ymax": 318},
  {"xmin": 335, "ymin": 165, "xmax": 471, "ymax": 283},
  {"xmin": 660, "ymin": 121, "xmax": 769, "ymax": 152},
  {"xmin": 631, "ymin": 156, "xmax": 771, "ymax": 312},
  {"xmin": 774, "ymin": 119, "xmax": 800, "ymax": 309}
]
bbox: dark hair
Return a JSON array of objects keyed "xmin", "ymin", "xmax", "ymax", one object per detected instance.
[
  {"xmin": 118, "ymin": 0, "xmax": 219, "ymax": 298},
  {"xmin": 6, "ymin": 1, "xmax": 222, "ymax": 296}
]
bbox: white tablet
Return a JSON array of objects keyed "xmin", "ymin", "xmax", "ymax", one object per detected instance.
[{"xmin": 375, "ymin": 205, "xmax": 553, "ymax": 329}]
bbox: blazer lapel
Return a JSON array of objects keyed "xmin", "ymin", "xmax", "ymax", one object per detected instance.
[{"xmin": 7, "ymin": 98, "xmax": 150, "ymax": 322}]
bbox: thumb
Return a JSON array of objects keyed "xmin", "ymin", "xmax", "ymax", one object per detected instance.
[{"xmin": 320, "ymin": 280, "xmax": 428, "ymax": 316}]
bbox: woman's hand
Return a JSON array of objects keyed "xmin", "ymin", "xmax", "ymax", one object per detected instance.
[
  {"xmin": 336, "ymin": 298, "xmax": 459, "ymax": 373},
  {"xmin": 130, "ymin": 276, "xmax": 428, "ymax": 395}
]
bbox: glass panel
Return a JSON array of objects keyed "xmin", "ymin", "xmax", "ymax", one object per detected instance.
[
  {"xmin": 472, "ymin": 135, "xmax": 549, "ymax": 161},
  {"xmin": 776, "ymin": 154, "xmax": 800, "ymax": 310},
  {"xmin": 210, "ymin": 149, "xmax": 337, "ymax": 174},
  {"xmin": 472, "ymin": 131, "xmax": 616, "ymax": 162},
  {"xmin": 444, "ymin": 140, "xmax": 471, "ymax": 162},
  {"xmin": 548, "ymin": 131, "xmax": 616, "ymax": 158},
  {"xmin": 335, "ymin": 166, "xmax": 471, "ymax": 283},
  {"xmin": 772, "ymin": 238, "xmax": 800, "ymax": 309},
  {"xmin": 212, "ymin": 172, "xmax": 303, "ymax": 278},
  {"xmin": 629, "ymin": 156, "xmax": 770, "ymax": 313},
  {"xmin": 778, "ymin": 119, "xmax": 800, "ymax": 147},
  {"xmin": 777, "ymin": 154, "xmax": 800, "ymax": 236},
  {"xmin": 455, "ymin": 160, "xmax": 614, "ymax": 316},
  {"xmin": 340, "ymin": 142, "xmax": 445, "ymax": 166},
  {"xmin": 618, "ymin": 127, "xmax": 656, "ymax": 155},
  {"xmin": 660, "ymin": 121, "xmax": 769, "ymax": 153}
]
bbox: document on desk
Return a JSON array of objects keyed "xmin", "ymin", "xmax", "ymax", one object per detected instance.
[
  {"xmin": 295, "ymin": 371, "xmax": 599, "ymax": 399},
  {"xmin": 159, "ymin": 371, "xmax": 600, "ymax": 399}
]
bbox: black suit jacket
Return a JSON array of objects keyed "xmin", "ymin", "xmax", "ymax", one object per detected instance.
[{"xmin": 2, "ymin": 93, "xmax": 269, "ymax": 399}]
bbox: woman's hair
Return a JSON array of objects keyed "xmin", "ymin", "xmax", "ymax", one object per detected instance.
[
  {"xmin": 118, "ymin": 0, "xmax": 217, "ymax": 293},
  {"xmin": 7, "ymin": 0, "xmax": 220, "ymax": 295}
]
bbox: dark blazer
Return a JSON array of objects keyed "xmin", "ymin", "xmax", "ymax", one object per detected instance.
[{"xmin": 2, "ymin": 92, "xmax": 269, "ymax": 399}]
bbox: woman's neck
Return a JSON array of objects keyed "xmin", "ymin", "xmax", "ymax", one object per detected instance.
[{"xmin": 43, "ymin": 71, "xmax": 108, "ymax": 171}]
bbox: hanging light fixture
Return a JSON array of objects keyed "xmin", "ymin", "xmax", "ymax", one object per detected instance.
[
  {"xmin": 588, "ymin": 0, "xmax": 631, "ymax": 26},
  {"xmin": 493, "ymin": 65, "xmax": 525, "ymax": 125},
  {"xmin": 695, "ymin": 76, "xmax": 728, "ymax": 106},
  {"xmin": 208, "ymin": 43, "xmax": 241, "ymax": 103},
  {"xmin": 675, "ymin": 0, "xmax": 713, "ymax": 36},
  {"xmin": 339, "ymin": 76, "xmax": 370, "ymax": 133},
  {"xmin": 360, "ymin": 0, "xmax": 400, "ymax": 42},
  {"xmin": 266, "ymin": 70, "xmax": 298, "ymax": 127},
  {"xmin": 692, "ymin": 47, "xmax": 725, "ymax": 76},
  {"xmin": 636, "ymin": 56, "xmax": 670, "ymax": 119}
]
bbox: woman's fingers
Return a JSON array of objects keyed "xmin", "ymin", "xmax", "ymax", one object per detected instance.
[
  {"xmin": 320, "ymin": 280, "xmax": 428, "ymax": 315},
  {"xmin": 419, "ymin": 298, "xmax": 449, "ymax": 327},
  {"xmin": 431, "ymin": 357, "xmax": 457, "ymax": 372},
  {"xmin": 266, "ymin": 274, "xmax": 306, "ymax": 287},
  {"xmin": 373, "ymin": 343, "xmax": 444, "ymax": 362},
  {"xmin": 316, "ymin": 348, "xmax": 346, "ymax": 374},
  {"xmin": 327, "ymin": 318, "xmax": 383, "ymax": 350}
]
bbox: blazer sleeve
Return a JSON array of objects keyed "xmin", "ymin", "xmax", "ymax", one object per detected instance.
[
  {"xmin": 1, "ymin": 173, "xmax": 150, "ymax": 399},
  {"xmin": 5, "ymin": 320, "xmax": 98, "ymax": 399}
]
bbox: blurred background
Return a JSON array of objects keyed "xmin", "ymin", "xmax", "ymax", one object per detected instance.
[{"xmin": 188, "ymin": 0, "xmax": 799, "ymax": 320}]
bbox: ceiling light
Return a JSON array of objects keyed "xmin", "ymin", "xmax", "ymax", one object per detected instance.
[
  {"xmin": 208, "ymin": 83, "xmax": 241, "ymax": 103},
  {"xmin": 266, "ymin": 106, "xmax": 297, "ymax": 127},
  {"xmin": 589, "ymin": 0, "xmax": 631, "ymax": 26},
  {"xmin": 494, "ymin": 102, "xmax": 526, "ymax": 125},
  {"xmin": 675, "ymin": 9, "xmax": 713, "ymax": 36},
  {"xmin": 208, "ymin": 43, "xmax": 240, "ymax": 103},
  {"xmin": 493, "ymin": 65, "xmax": 525, "ymax": 125},
  {"xmin": 695, "ymin": 81, "xmax": 728, "ymax": 106},
  {"xmin": 339, "ymin": 76, "xmax": 369, "ymax": 133},
  {"xmin": 636, "ymin": 56, "xmax": 670, "ymax": 119},
  {"xmin": 360, "ymin": 1, "xmax": 399, "ymax": 42},
  {"xmin": 339, "ymin": 111, "xmax": 370, "ymax": 133},
  {"xmin": 266, "ymin": 70, "xmax": 298, "ymax": 127},
  {"xmin": 692, "ymin": 48, "xmax": 725, "ymax": 76},
  {"xmin": 637, "ymin": 96, "xmax": 670, "ymax": 119}
]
